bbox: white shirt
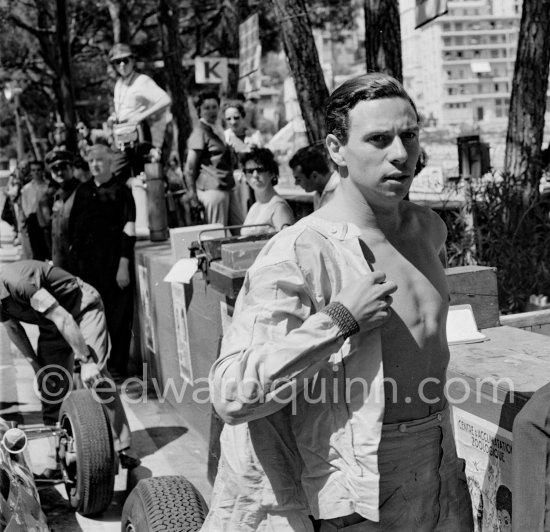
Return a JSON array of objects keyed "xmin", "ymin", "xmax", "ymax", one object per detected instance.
[
  {"xmin": 241, "ymin": 195, "xmax": 294, "ymax": 236},
  {"xmin": 114, "ymin": 72, "xmax": 168, "ymax": 123}
]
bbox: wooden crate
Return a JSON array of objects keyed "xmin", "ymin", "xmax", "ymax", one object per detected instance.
[{"xmin": 446, "ymin": 265, "xmax": 499, "ymax": 329}]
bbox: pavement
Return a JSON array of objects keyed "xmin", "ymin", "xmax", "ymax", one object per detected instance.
[{"xmin": 0, "ymin": 233, "xmax": 212, "ymax": 531}]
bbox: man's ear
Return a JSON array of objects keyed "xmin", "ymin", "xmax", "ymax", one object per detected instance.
[{"xmin": 326, "ymin": 134, "xmax": 346, "ymax": 167}]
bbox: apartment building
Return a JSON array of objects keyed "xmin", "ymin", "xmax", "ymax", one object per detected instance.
[{"xmin": 400, "ymin": 0, "xmax": 522, "ymax": 126}]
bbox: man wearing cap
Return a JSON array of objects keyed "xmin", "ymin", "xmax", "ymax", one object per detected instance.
[
  {"xmin": 69, "ymin": 141, "xmax": 136, "ymax": 379},
  {"xmin": 44, "ymin": 149, "xmax": 80, "ymax": 271},
  {"xmin": 108, "ymin": 43, "xmax": 172, "ymax": 182}
]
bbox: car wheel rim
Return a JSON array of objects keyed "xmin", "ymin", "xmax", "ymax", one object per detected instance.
[{"xmin": 59, "ymin": 414, "xmax": 78, "ymax": 491}]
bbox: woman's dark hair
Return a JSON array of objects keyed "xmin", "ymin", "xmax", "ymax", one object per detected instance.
[
  {"xmin": 195, "ymin": 90, "xmax": 220, "ymax": 110},
  {"xmin": 325, "ymin": 72, "xmax": 419, "ymax": 145},
  {"xmin": 240, "ymin": 147, "xmax": 279, "ymax": 185},
  {"xmin": 222, "ymin": 101, "xmax": 246, "ymax": 119}
]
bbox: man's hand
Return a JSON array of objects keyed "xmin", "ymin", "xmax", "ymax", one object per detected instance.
[
  {"xmin": 80, "ymin": 361, "xmax": 102, "ymax": 387},
  {"xmin": 334, "ymin": 271, "xmax": 397, "ymax": 332},
  {"xmin": 116, "ymin": 260, "xmax": 131, "ymax": 289},
  {"xmin": 186, "ymin": 189, "xmax": 201, "ymax": 209}
]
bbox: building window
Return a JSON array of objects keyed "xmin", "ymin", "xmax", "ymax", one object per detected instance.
[{"xmin": 477, "ymin": 107, "xmax": 484, "ymax": 121}]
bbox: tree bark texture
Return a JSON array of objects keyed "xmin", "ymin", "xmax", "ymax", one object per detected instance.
[
  {"xmin": 269, "ymin": 0, "xmax": 329, "ymax": 144},
  {"xmin": 504, "ymin": 0, "xmax": 550, "ymax": 204},
  {"xmin": 158, "ymin": 0, "xmax": 193, "ymax": 165},
  {"xmin": 363, "ymin": 0, "xmax": 402, "ymax": 82},
  {"xmin": 55, "ymin": 0, "xmax": 77, "ymax": 152},
  {"xmin": 106, "ymin": 0, "xmax": 130, "ymax": 44},
  {"xmin": 220, "ymin": 0, "xmax": 240, "ymax": 98}
]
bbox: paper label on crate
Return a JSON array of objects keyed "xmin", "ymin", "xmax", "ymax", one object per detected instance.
[
  {"xmin": 452, "ymin": 408, "xmax": 513, "ymax": 532},
  {"xmin": 163, "ymin": 258, "xmax": 199, "ymax": 284}
]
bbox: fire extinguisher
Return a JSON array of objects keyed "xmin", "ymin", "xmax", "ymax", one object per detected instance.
[{"xmin": 144, "ymin": 162, "xmax": 169, "ymax": 241}]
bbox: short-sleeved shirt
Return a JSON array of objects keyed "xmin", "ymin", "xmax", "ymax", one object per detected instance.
[
  {"xmin": 0, "ymin": 260, "xmax": 81, "ymax": 326},
  {"xmin": 114, "ymin": 72, "xmax": 168, "ymax": 124},
  {"xmin": 188, "ymin": 121, "xmax": 235, "ymax": 191}
]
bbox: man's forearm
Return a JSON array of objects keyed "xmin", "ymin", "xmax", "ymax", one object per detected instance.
[{"xmin": 46, "ymin": 307, "xmax": 90, "ymax": 362}]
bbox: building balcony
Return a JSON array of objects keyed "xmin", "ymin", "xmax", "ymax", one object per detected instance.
[
  {"xmin": 443, "ymin": 94, "xmax": 473, "ymax": 104},
  {"xmin": 442, "ymin": 28, "xmax": 517, "ymax": 36},
  {"xmin": 444, "ymin": 76, "xmax": 511, "ymax": 84},
  {"xmin": 442, "ymin": 57, "xmax": 515, "ymax": 65},
  {"xmin": 442, "ymin": 43, "xmax": 516, "ymax": 51}
]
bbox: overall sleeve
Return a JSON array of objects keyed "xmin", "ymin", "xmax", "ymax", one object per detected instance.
[{"xmin": 210, "ymin": 255, "xmax": 347, "ymax": 425}]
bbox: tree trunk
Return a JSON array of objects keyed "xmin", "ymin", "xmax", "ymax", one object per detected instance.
[
  {"xmin": 269, "ymin": 0, "xmax": 329, "ymax": 144},
  {"xmin": 55, "ymin": 0, "xmax": 77, "ymax": 152},
  {"xmin": 221, "ymin": 0, "xmax": 240, "ymax": 98},
  {"xmin": 504, "ymin": 0, "xmax": 550, "ymax": 205},
  {"xmin": 106, "ymin": 0, "xmax": 130, "ymax": 44},
  {"xmin": 158, "ymin": 0, "xmax": 193, "ymax": 166},
  {"xmin": 363, "ymin": 0, "xmax": 402, "ymax": 82}
]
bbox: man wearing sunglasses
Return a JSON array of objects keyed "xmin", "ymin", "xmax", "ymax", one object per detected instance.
[
  {"xmin": 108, "ymin": 43, "xmax": 172, "ymax": 182},
  {"xmin": 45, "ymin": 149, "xmax": 80, "ymax": 270}
]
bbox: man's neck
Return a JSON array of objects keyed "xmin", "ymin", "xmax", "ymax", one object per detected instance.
[
  {"xmin": 320, "ymin": 179, "xmax": 403, "ymax": 234},
  {"xmin": 315, "ymin": 172, "xmax": 332, "ymax": 196},
  {"xmin": 94, "ymin": 175, "xmax": 111, "ymax": 187},
  {"xmin": 120, "ymin": 70, "xmax": 136, "ymax": 84}
]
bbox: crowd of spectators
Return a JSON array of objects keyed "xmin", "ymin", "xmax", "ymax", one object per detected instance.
[{"xmin": 1, "ymin": 44, "xmax": 341, "ymax": 379}]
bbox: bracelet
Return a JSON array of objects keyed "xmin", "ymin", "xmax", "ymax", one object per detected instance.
[{"xmin": 320, "ymin": 301, "xmax": 360, "ymax": 339}]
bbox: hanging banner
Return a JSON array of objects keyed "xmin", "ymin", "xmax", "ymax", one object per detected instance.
[
  {"xmin": 415, "ymin": 0, "xmax": 448, "ymax": 29},
  {"xmin": 239, "ymin": 13, "xmax": 262, "ymax": 93},
  {"xmin": 453, "ymin": 408, "xmax": 513, "ymax": 532}
]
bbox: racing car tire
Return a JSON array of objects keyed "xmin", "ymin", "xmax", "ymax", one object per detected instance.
[
  {"xmin": 59, "ymin": 389, "xmax": 115, "ymax": 516},
  {"xmin": 121, "ymin": 476, "xmax": 208, "ymax": 531}
]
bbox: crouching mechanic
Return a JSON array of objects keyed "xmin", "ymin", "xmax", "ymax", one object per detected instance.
[{"xmin": 0, "ymin": 260, "xmax": 140, "ymax": 470}]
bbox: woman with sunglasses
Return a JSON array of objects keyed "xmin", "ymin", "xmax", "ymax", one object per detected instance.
[
  {"xmin": 108, "ymin": 43, "xmax": 171, "ymax": 182},
  {"xmin": 240, "ymin": 147, "xmax": 294, "ymax": 236}
]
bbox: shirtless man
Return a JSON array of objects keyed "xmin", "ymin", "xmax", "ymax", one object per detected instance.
[{"xmin": 205, "ymin": 73, "xmax": 472, "ymax": 531}]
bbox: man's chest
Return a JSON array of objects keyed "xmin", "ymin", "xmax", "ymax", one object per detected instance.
[{"xmin": 363, "ymin": 237, "xmax": 448, "ymax": 324}]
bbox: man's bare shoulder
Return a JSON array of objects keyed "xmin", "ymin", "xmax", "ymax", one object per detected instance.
[{"xmin": 401, "ymin": 201, "xmax": 447, "ymax": 247}]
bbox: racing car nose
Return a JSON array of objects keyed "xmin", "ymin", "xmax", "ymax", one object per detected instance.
[{"xmin": 2, "ymin": 427, "xmax": 27, "ymax": 453}]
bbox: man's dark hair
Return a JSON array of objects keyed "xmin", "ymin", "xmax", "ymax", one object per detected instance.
[
  {"xmin": 240, "ymin": 147, "xmax": 279, "ymax": 178},
  {"xmin": 325, "ymin": 73, "xmax": 419, "ymax": 145},
  {"xmin": 289, "ymin": 146, "xmax": 330, "ymax": 178},
  {"xmin": 29, "ymin": 159, "xmax": 45, "ymax": 170},
  {"xmin": 195, "ymin": 90, "xmax": 220, "ymax": 110},
  {"xmin": 73, "ymin": 157, "xmax": 89, "ymax": 171}
]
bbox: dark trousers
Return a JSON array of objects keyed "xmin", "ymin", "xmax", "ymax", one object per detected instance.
[
  {"xmin": 102, "ymin": 282, "xmax": 134, "ymax": 376},
  {"xmin": 512, "ymin": 382, "xmax": 550, "ymax": 531},
  {"xmin": 26, "ymin": 213, "xmax": 50, "ymax": 260}
]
